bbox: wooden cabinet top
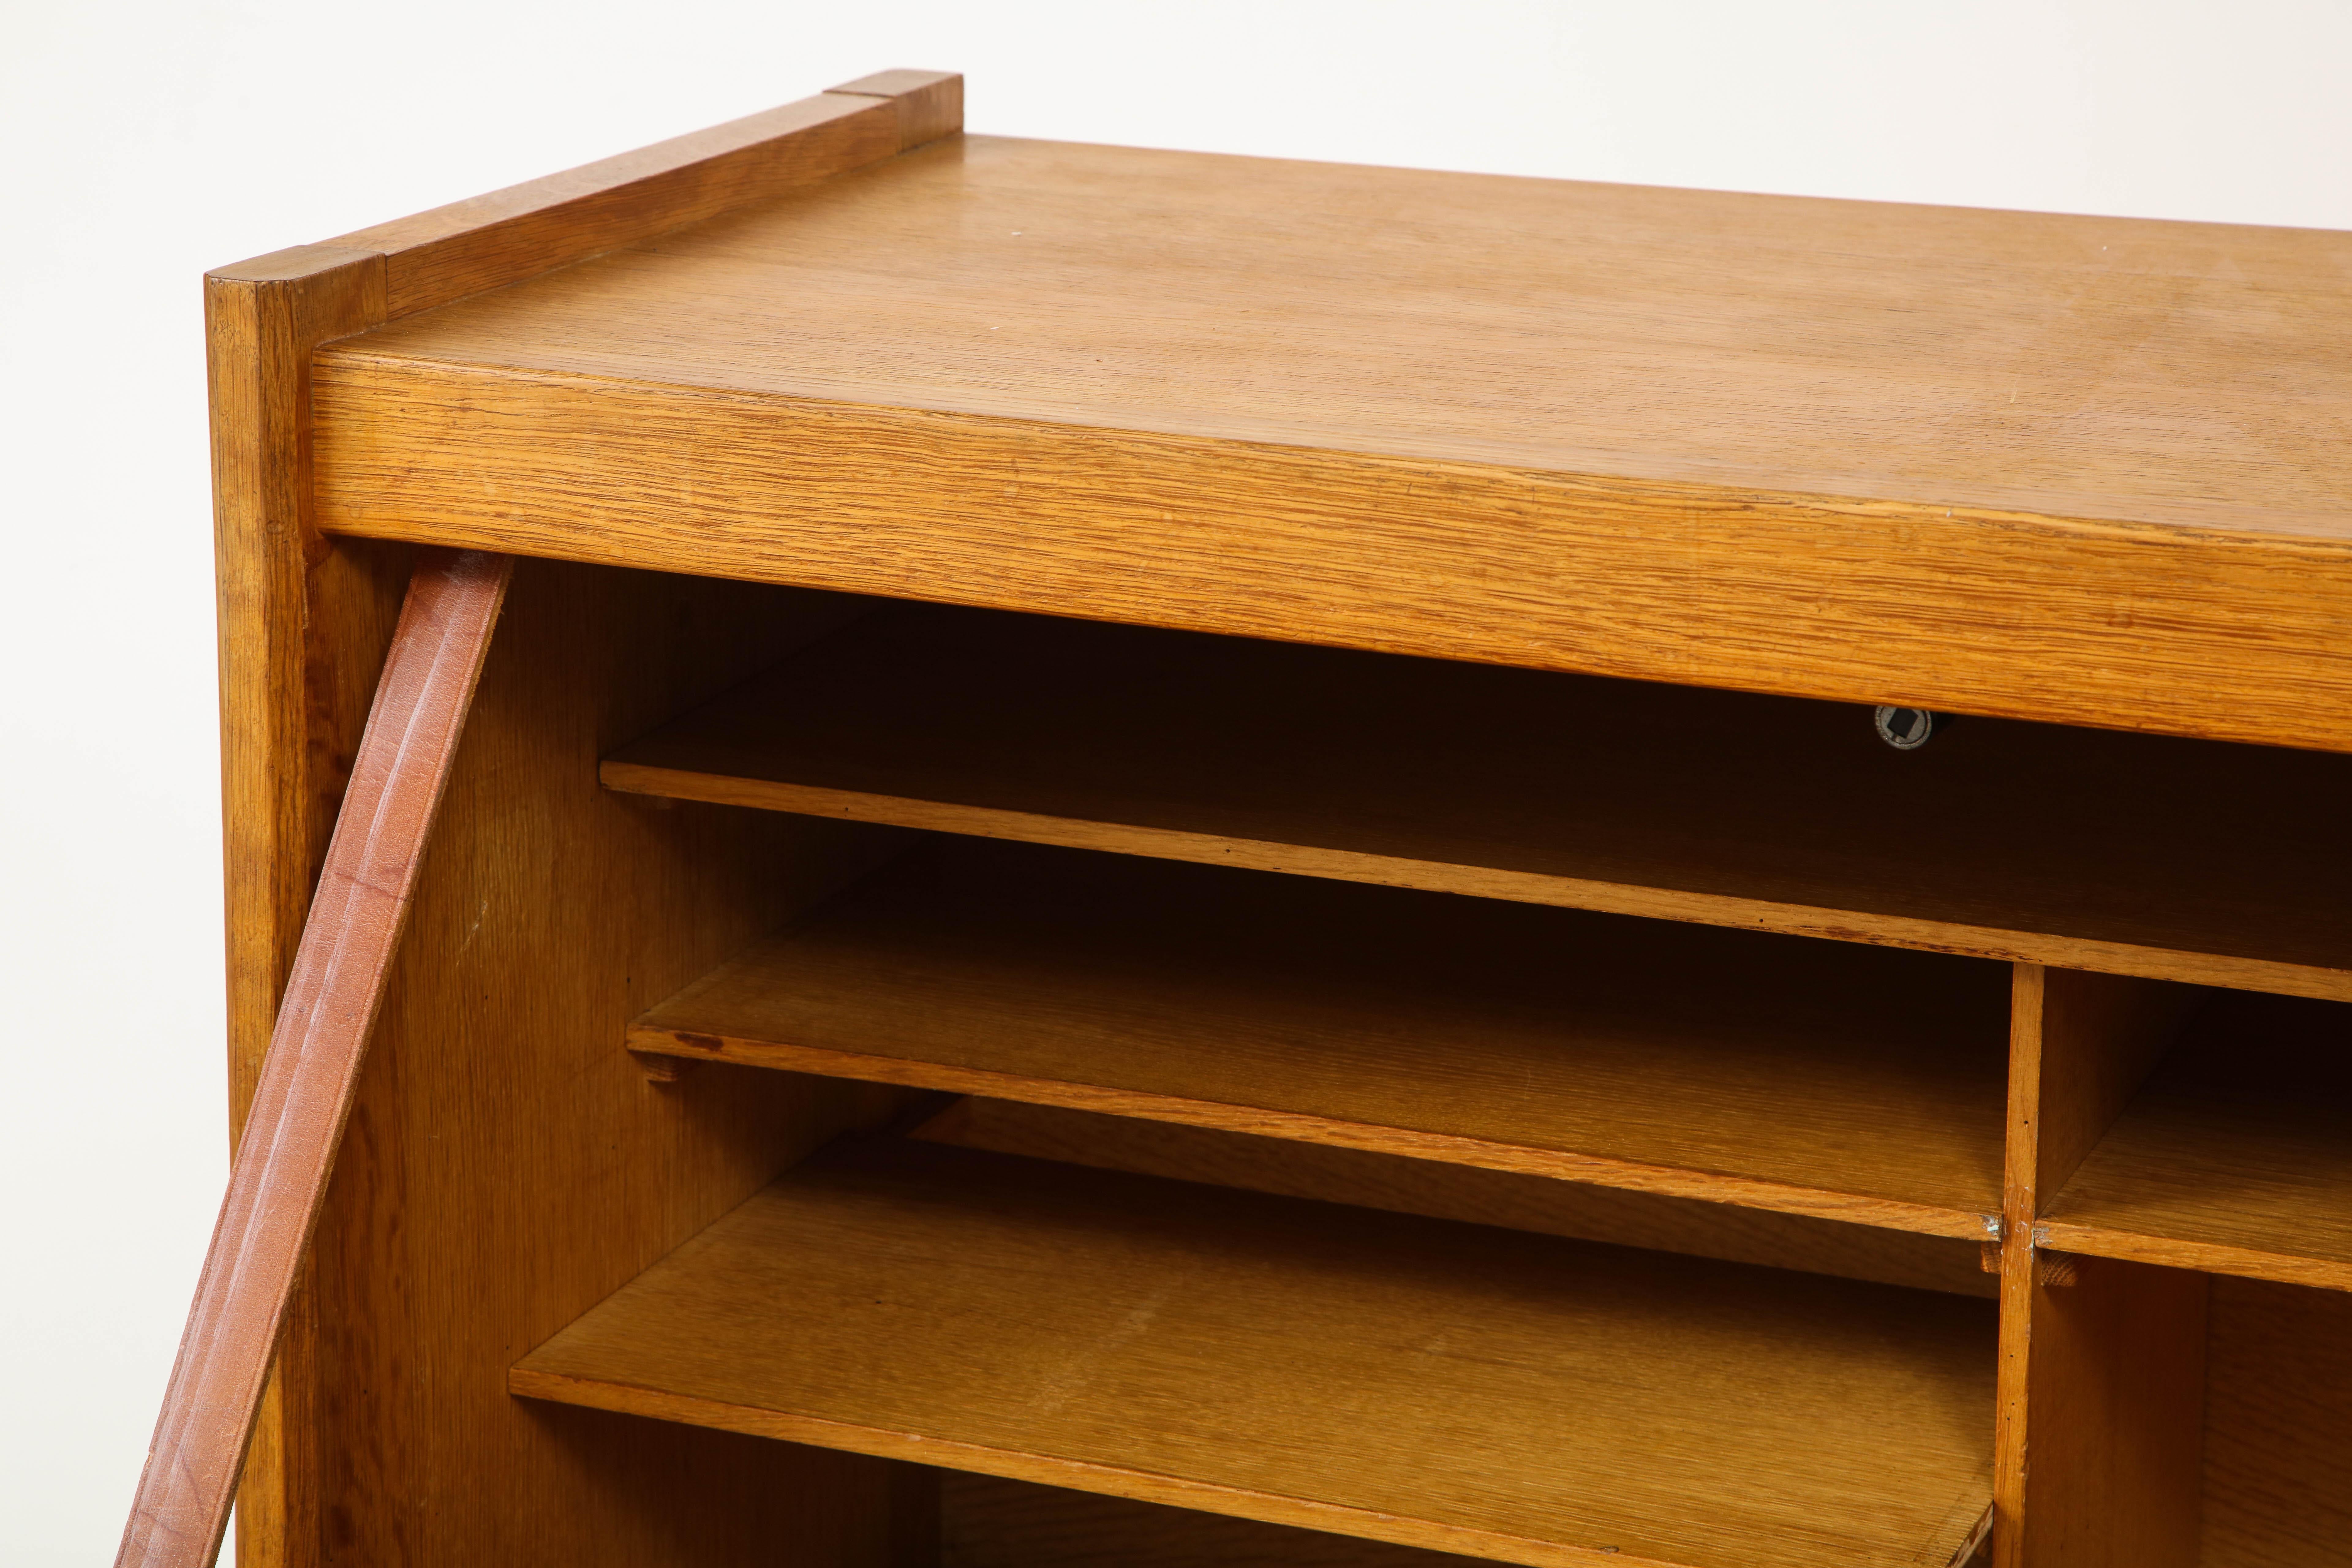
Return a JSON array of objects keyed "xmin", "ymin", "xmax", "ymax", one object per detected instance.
[
  {"xmin": 251, "ymin": 74, "xmax": 2352, "ymax": 752},
  {"xmin": 334, "ymin": 132, "xmax": 2352, "ymax": 544}
]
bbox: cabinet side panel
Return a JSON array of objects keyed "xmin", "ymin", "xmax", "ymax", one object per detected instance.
[
  {"xmin": 308, "ymin": 560, "xmax": 919, "ymax": 1565},
  {"xmin": 206, "ymin": 247, "xmax": 392, "ymax": 1568}
]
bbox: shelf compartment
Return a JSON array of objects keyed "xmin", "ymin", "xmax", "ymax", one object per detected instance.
[
  {"xmin": 511, "ymin": 1137, "xmax": 1998, "ymax": 1568},
  {"xmin": 632, "ymin": 838, "xmax": 2008, "ymax": 1238},
  {"xmin": 603, "ymin": 601, "xmax": 2352, "ymax": 1001},
  {"xmin": 911, "ymin": 1097, "xmax": 1998, "ymax": 1300},
  {"xmin": 2038, "ymin": 991, "xmax": 2352, "ymax": 1290}
]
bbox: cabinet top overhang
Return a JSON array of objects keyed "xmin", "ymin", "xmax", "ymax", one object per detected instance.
[
  {"xmin": 326, "ymin": 131, "xmax": 2351, "ymax": 541},
  {"xmin": 268, "ymin": 80, "xmax": 2352, "ymax": 751}
]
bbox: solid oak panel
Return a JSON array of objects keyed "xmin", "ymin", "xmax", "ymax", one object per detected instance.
[
  {"xmin": 2040, "ymin": 990, "xmax": 2352, "ymax": 1289},
  {"xmin": 1992, "ymin": 967, "xmax": 2207, "ymax": 1568},
  {"xmin": 204, "ymin": 243, "xmax": 400, "ymax": 1568},
  {"xmin": 605, "ymin": 603, "xmax": 2352, "ymax": 999},
  {"xmin": 2202, "ymin": 1278, "xmax": 2352, "ymax": 1567},
  {"xmin": 635, "ymin": 838, "xmax": 2009, "ymax": 1236},
  {"xmin": 326, "ymin": 76, "xmax": 959, "ymax": 319},
  {"xmin": 913, "ymin": 1096, "xmax": 1997, "ymax": 1299},
  {"xmin": 123, "ymin": 552, "xmax": 510, "ymax": 1568},
  {"xmin": 302, "ymin": 560, "xmax": 921, "ymax": 1567},
  {"xmin": 513, "ymin": 1138, "xmax": 1999, "ymax": 1568},
  {"xmin": 309, "ymin": 134, "xmax": 2352, "ymax": 751},
  {"xmin": 204, "ymin": 77, "xmax": 956, "ymax": 1565}
]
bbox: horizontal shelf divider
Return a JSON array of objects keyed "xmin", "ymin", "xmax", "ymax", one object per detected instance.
[
  {"xmin": 603, "ymin": 603, "xmax": 2352, "ymax": 1001},
  {"xmin": 513, "ymin": 1137, "xmax": 1997, "ymax": 1568},
  {"xmin": 631, "ymin": 838, "xmax": 2008, "ymax": 1239},
  {"xmin": 2039, "ymin": 991, "xmax": 2352, "ymax": 1291}
]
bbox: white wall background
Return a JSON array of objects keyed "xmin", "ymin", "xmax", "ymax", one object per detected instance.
[{"xmin": 4, "ymin": 3, "xmax": 2348, "ymax": 1562}]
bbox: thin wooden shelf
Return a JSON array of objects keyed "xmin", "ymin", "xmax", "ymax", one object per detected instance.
[
  {"xmin": 512, "ymin": 1137, "xmax": 1998, "ymax": 1568},
  {"xmin": 634, "ymin": 838, "xmax": 2007, "ymax": 1237},
  {"xmin": 605, "ymin": 601, "xmax": 2352, "ymax": 1001},
  {"xmin": 2039, "ymin": 990, "xmax": 2352, "ymax": 1290}
]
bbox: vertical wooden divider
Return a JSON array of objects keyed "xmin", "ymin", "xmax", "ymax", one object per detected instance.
[{"xmin": 1995, "ymin": 964, "xmax": 2210, "ymax": 1568}]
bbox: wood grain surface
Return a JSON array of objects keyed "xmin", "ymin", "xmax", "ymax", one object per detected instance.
[
  {"xmin": 635, "ymin": 837, "xmax": 2009, "ymax": 1235},
  {"xmin": 204, "ymin": 242, "xmax": 409, "ymax": 1568},
  {"xmin": 913, "ymin": 1096, "xmax": 1997, "ymax": 1298},
  {"xmin": 513, "ymin": 1137, "xmax": 1997, "ymax": 1568},
  {"xmin": 2201, "ymin": 1277, "xmax": 2352, "ymax": 1566},
  {"xmin": 2040, "ymin": 989, "xmax": 2352, "ymax": 1288},
  {"xmin": 202, "ymin": 77, "xmax": 956, "ymax": 1566},
  {"xmin": 326, "ymin": 74, "xmax": 957, "ymax": 318},
  {"xmin": 308, "ymin": 133, "xmax": 2352, "ymax": 752},
  {"xmin": 604, "ymin": 602, "xmax": 2352, "ymax": 999},
  {"xmin": 826, "ymin": 69, "xmax": 964, "ymax": 150},
  {"xmin": 1993, "ymin": 967, "xmax": 2208, "ymax": 1568},
  {"xmin": 297, "ymin": 562, "xmax": 922, "ymax": 1567},
  {"xmin": 119, "ymin": 549, "xmax": 511, "ymax": 1568}
]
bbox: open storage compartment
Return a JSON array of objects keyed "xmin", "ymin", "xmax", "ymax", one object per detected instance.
[
  {"xmin": 513, "ymin": 1136, "xmax": 1997, "ymax": 1568},
  {"xmin": 631, "ymin": 836, "xmax": 2011, "ymax": 1236},
  {"xmin": 605, "ymin": 602, "xmax": 2352, "ymax": 1000},
  {"xmin": 2041, "ymin": 990, "xmax": 2352, "ymax": 1289}
]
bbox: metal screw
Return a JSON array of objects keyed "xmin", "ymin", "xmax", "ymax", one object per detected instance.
[{"xmin": 1874, "ymin": 706, "xmax": 1951, "ymax": 750}]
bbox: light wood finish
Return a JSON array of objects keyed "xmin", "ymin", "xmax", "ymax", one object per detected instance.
[
  {"xmin": 203, "ymin": 80, "xmax": 2352, "ymax": 1567},
  {"xmin": 327, "ymin": 75, "xmax": 957, "ymax": 318},
  {"xmin": 513, "ymin": 1137, "xmax": 1998, "ymax": 1568},
  {"xmin": 603, "ymin": 603, "xmax": 2352, "ymax": 1000},
  {"xmin": 826, "ymin": 70, "xmax": 964, "ymax": 150},
  {"xmin": 914, "ymin": 1096, "xmax": 1997, "ymax": 1298},
  {"xmin": 2041, "ymin": 990, "xmax": 2352, "ymax": 1288},
  {"xmin": 202, "ymin": 75, "xmax": 956, "ymax": 1568},
  {"xmin": 309, "ymin": 134, "xmax": 2352, "ymax": 753},
  {"xmin": 204, "ymin": 243, "xmax": 406, "ymax": 1568},
  {"xmin": 1993, "ymin": 966, "xmax": 2207, "ymax": 1568},
  {"xmin": 121, "ymin": 550, "xmax": 510, "ymax": 1568},
  {"xmin": 942, "ymin": 1473, "xmax": 1495, "ymax": 1568},
  {"xmin": 296, "ymin": 562, "xmax": 919, "ymax": 1567},
  {"xmin": 2202, "ymin": 1278, "xmax": 2352, "ymax": 1567},
  {"xmin": 636, "ymin": 838, "xmax": 2007, "ymax": 1235}
]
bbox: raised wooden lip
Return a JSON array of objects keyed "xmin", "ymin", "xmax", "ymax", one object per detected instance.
[{"xmin": 208, "ymin": 70, "xmax": 962, "ymax": 322}]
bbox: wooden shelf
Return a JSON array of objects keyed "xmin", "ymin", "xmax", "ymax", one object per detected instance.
[
  {"xmin": 605, "ymin": 601, "xmax": 2352, "ymax": 1000},
  {"xmin": 2039, "ymin": 991, "xmax": 2352, "ymax": 1289},
  {"xmin": 512, "ymin": 1137, "xmax": 1998, "ymax": 1568},
  {"xmin": 911, "ymin": 1097, "xmax": 1998, "ymax": 1300},
  {"xmin": 635, "ymin": 838, "xmax": 2007, "ymax": 1237}
]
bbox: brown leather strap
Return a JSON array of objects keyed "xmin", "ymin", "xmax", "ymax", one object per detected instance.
[{"xmin": 118, "ymin": 548, "xmax": 513, "ymax": 1568}]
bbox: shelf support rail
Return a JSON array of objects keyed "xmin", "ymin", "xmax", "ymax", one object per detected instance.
[{"xmin": 115, "ymin": 548, "xmax": 514, "ymax": 1568}]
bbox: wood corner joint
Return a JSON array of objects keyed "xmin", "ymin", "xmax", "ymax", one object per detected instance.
[
  {"xmin": 2026, "ymin": 1224, "xmax": 2082, "ymax": 1286},
  {"xmin": 628, "ymin": 1047, "xmax": 702, "ymax": 1084}
]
